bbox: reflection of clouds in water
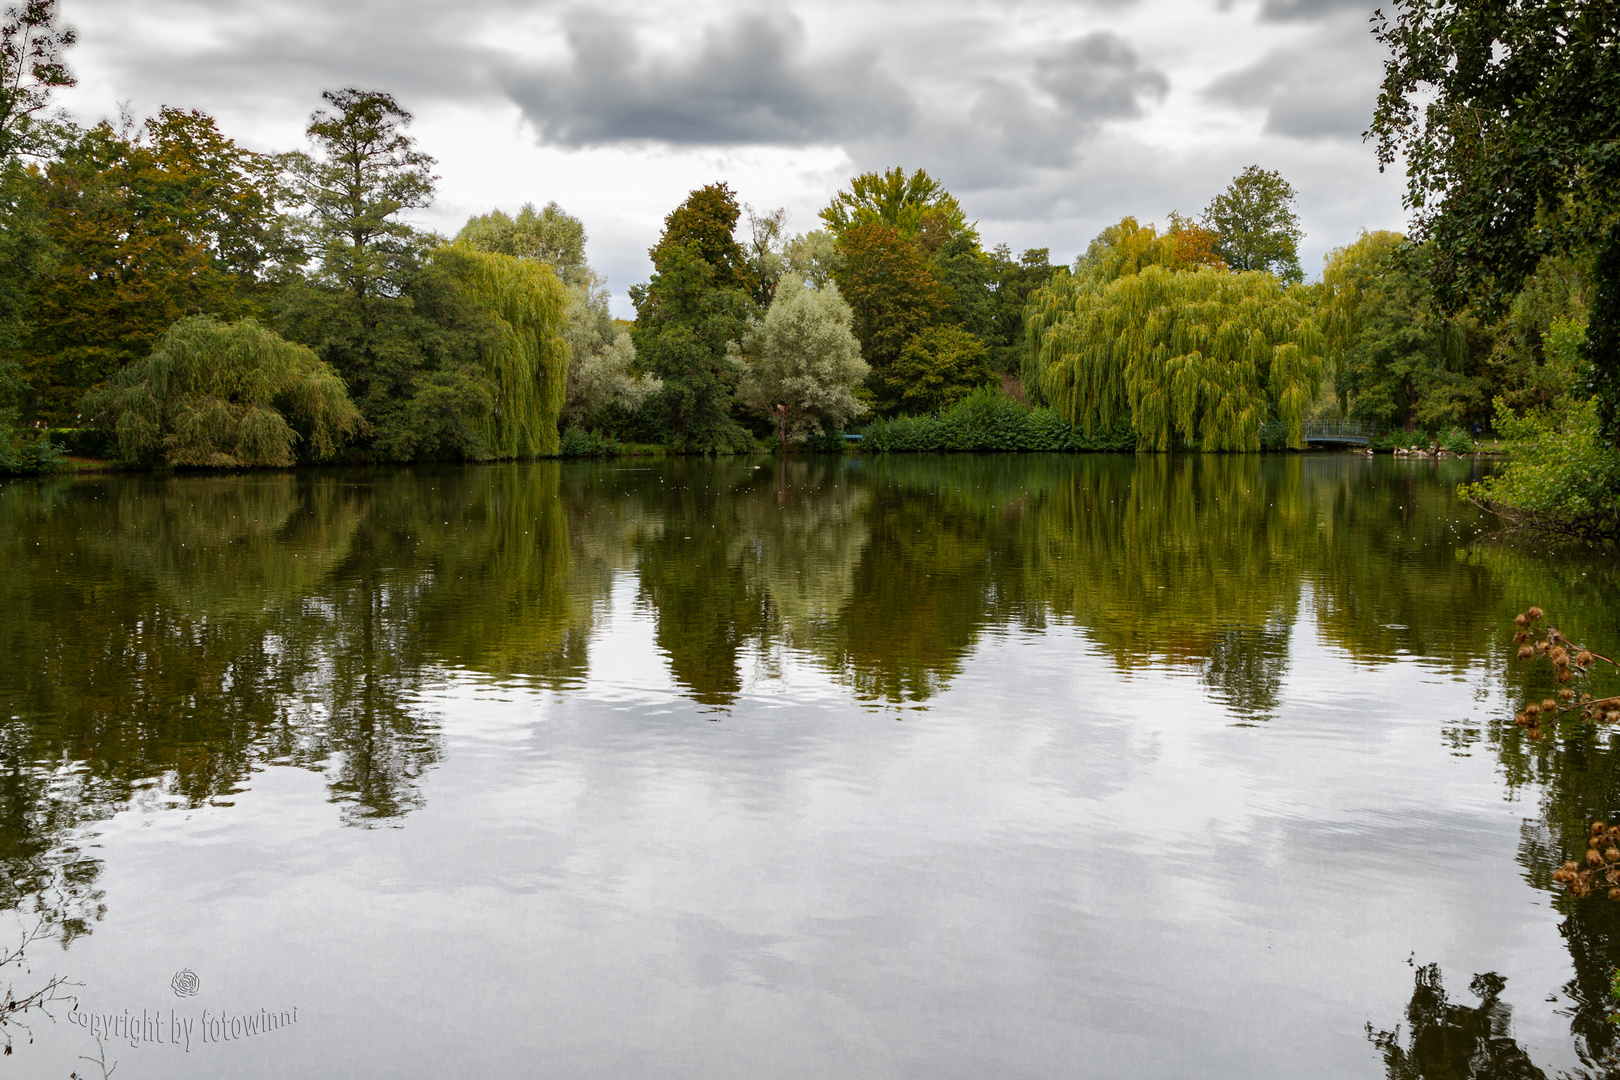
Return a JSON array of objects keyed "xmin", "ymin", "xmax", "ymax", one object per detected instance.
[{"xmin": 6, "ymin": 457, "xmax": 1620, "ymax": 1076}]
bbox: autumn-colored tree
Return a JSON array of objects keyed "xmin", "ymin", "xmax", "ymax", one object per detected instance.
[
  {"xmin": 1165, "ymin": 211, "xmax": 1226, "ymax": 270},
  {"xmin": 831, "ymin": 222, "xmax": 943, "ymax": 412},
  {"xmin": 19, "ymin": 111, "xmax": 293, "ymax": 423},
  {"xmin": 654, "ymin": 181, "xmax": 755, "ymax": 297}
]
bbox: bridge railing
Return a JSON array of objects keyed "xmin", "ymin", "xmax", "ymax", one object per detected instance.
[
  {"xmin": 1301, "ymin": 419, "xmax": 1372, "ymax": 440},
  {"xmin": 1258, "ymin": 418, "xmax": 1374, "ymax": 445}
]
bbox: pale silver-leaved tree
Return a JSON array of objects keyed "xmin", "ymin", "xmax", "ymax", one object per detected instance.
[
  {"xmin": 737, "ymin": 273, "xmax": 869, "ymax": 444},
  {"xmin": 561, "ymin": 272, "xmax": 658, "ymax": 427}
]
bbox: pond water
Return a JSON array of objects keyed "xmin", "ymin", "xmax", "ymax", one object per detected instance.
[{"xmin": 3, "ymin": 454, "xmax": 1619, "ymax": 1079}]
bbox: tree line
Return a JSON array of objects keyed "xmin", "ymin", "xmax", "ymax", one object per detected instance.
[{"xmin": 0, "ymin": 0, "xmax": 1614, "ymax": 535}]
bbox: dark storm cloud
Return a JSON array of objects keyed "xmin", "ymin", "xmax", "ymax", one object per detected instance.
[
  {"xmin": 854, "ymin": 30, "xmax": 1168, "ymax": 190},
  {"xmin": 505, "ymin": 10, "xmax": 914, "ymax": 146},
  {"xmin": 64, "ymin": 0, "xmax": 533, "ymax": 114},
  {"xmin": 1206, "ymin": 28, "xmax": 1380, "ymax": 140},
  {"xmin": 1033, "ymin": 32, "xmax": 1169, "ymax": 120},
  {"xmin": 505, "ymin": 12, "xmax": 1167, "ymax": 184}
]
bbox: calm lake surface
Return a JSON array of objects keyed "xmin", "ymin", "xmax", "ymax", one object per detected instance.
[{"xmin": 4, "ymin": 453, "xmax": 1619, "ymax": 1079}]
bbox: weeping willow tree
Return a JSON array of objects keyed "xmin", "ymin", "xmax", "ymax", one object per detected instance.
[
  {"xmin": 434, "ymin": 245, "xmax": 570, "ymax": 458},
  {"xmin": 1025, "ymin": 224, "xmax": 1326, "ymax": 451},
  {"xmin": 84, "ymin": 316, "xmax": 362, "ymax": 467}
]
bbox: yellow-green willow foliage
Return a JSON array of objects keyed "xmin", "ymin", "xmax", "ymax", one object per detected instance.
[
  {"xmin": 85, "ymin": 316, "xmax": 362, "ymax": 467},
  {"xmin": 1025, "ymin": 263, "xmax": 1327, "ymax": 451},
  {"xmin": 435, "ymin": 245, "xmax": 570, "ymax": 458}
]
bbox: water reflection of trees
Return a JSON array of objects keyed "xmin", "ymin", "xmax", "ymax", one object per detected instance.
[
  {"xmin": 0, "ymin": 466, "xmax": 610, "ymax": 938},
  {"xmin": 5, "ymin": 452, "xmax": 1617, "ymax": 949},
  {"xmin": 1368, "ymin": 963, "xmax": 1552, "ymax": 1080}
]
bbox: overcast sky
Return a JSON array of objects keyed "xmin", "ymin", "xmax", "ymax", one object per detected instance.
[{"xmin": 55, "ymin": 0, "xmax": 1409, "ymax": 315}]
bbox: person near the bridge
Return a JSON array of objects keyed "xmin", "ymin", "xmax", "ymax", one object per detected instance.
[{"xmin": 1473, "ymin": 420, "xmax": 1482, "ymax": 445}]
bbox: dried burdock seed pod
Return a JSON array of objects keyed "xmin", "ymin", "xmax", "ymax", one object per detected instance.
[
  {"xmin": 1529, "ymin": 606, "xmax": 1545, "ymax": 620},
  {"xmin": 1568, "ymin": 859, "xmax": 1583, "ymax": 870},
  {"xmin": 1527, "ymin": 703, "xmax": 1542, "ymax": 717},
  {"xmin": 1554, "ymin": 868, "xmax": 1572, "ymax": 883},
  {"xmin": 1576, "ymin": 651, "xmax": 1595, "ymax": 667},
  {"xmin": 1608, "ymin": 711, "xmax": 1620, "ymax": 724},
  {"xmin": 1560, "ymin": 689, "xmax": 1576, "ymax": 702},
  {"xmin": 1513, "ymin": 630, "xmax": 1529, "ymax": 644},
  {"xmin": 1582, "ymin": 693, "xmax": 1593, "ymax": 703},
  {"xmin": 1544, "ymin": 699, "xmax": 1559, "ymax": 711},
  {"xmin": 1593, "ymin": 822, "xmax": 1605, "ymax": 834},
  {"xmin": 1574, "ymin": 880, "xmax": 1593, "ymax": 897},
  {"xmin": 1515, "ymin": 713, "xmax": 1530, "ymax": 725},
  {"xmin": 1588, "ymin": 848, "xmax": 1606, "ymax": 866},
  {"xmin": 1518, "ymin": 645, "xmax": 1536, "ymax": 659},
  {"xmin": 1515, "ymin": 613, "xmax": 1530, "ymax": 628},
  {"xmin": 1530, "ymin": 728, "xmax": 1546, "ymax": 740},
  {"xmin": 1559, "ymin": 670, "xmax": 1574, "ymax": 684},
  {"xmin": 1604, "ymin": 847, "xmax": 1618, "ymax": 863},
  {"xmin": 1538, "ymin": 641, "xmax": 1551, "ymax": 654}
]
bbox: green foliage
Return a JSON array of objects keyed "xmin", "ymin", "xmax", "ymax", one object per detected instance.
[
  {"xmin": 1026, "ymin": 263, "xmax": 1326, "ymax": 451},
  {"xmin": 859, "ymin": 387, "xmax": 1134, "ymax": 452},
  {"xmin": 83, "ymin": 315, "xmax": 362, "ymax": 467},
  {"xmin": 1488, "ymin": 254, "xmax": 1589, "ymax": 414},
  {"xmin": 274, "ymin": 262, "xmax": 501, "ymax": 462},
  {"xmin": 1371, "ymin": 0, "xmax": 1620, "ymax": 441},
  {"xmin": 0, "ymin": 414, "xmax": 59, "ymax": 472},
  {"xmin": 1321, "ymin": 232, "xmax": 1490, "ymax": 430},
  {"xmin": 455, "ymin": 201, "xmax": 586, "ymax": 281},
  {"xmin": 736, "ymin": 274, "xmax": 868, "ymax": 443},
  {"xmin": 819, "ymin": 167, "xmax": 973, "ymax": 249},
  {"xmin": 562, "ymin": 285, "xmax": 653, "ymax": 428},
  {"xmin": 785, "ymin": 230, "xmax": 842, "ymax": 290},
  {"xmin": 1201, "ymin": 165, "xmax": 1304, "ymax": 282},
  {"xmin": 832, "ymin": 221, "xmax": 943, "ymax": 407},
  {"xmin": 295, "ymin": 88, "xmax": 436, "ymax": 302},
  {"xmin": 630, "ymin": 184, "xmax": 756, "ymax": 451},
  {"xmin": 0, "ymin": 0, "xmax": 75, "ymax": 162},
  {"xmin": 433, "ymin": 246, "xmax": 569, "ymax": 458},
  {"xmin": 17, "ymin": 111, "xmax": 295, "ymax": 423},
  {"xmin": 652, "ymin": 181, "xmax": 754, "ymax": 297},
  {"xmin": 1463, "ymin": 320, "xmax": 1620, "ymax": 538},
  {"xmin": 986, "ymin": 245, "xmax": 1058, "ymax": 374},
  {"xmin": 557, "ymin": 426, "xmax": 621, "ymax": 457},
  {"xmin": 1463, "ymin": 394, "xmax": 1620, "ymax": 538},
  {"xmin": 884, "ymin": 325, "xmax": 995, "ymax": 417},
  {"xmin": 740, "ymin": 204, "xmax": 789, "ymax": 307},
  {"xmin": 1440, "ymin": 426, "xmax": 1473, "ymax": 453},
  {"xmin": 0, "ymin": 158, "xmax": 45, "ymax": 356},
  {"xmin": 932, "ymin": 233, "xmax": 997, "ymax": 344}
]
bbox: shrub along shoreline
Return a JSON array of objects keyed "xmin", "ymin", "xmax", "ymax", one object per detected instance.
[{"xmin": 25, "ymin": 385, "xmax": 1513, "ymax": 471}]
